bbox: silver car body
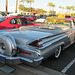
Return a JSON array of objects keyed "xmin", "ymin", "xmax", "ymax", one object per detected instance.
[{"xmin": 0, "ymin": 18, "xmax": 75, "ymax": 66}]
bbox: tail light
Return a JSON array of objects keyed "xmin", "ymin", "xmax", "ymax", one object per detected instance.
[
  {"xmin": 29, "ymin": 39, "xmax": 43, "ymax": 48},
  {"xmin": 19, "ymin": 50, "xmax": 31, "ymax": 55}
]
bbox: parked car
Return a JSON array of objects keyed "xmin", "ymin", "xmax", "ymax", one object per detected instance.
[
  {"xmin": 47, "ymin": 14, "xmax": 65, "ymax": 19},
  {"xmin": 35, "ymin": 16, "xmax": 47, "ymax": 23},
  {"xmin": 65, "ymin": 15, "xmax": 75, "ymax": 23},
  {"xmin": 7, "ymin": 13, "xmax": 19, "ymax": 17},
  {"xmin": 0, "ymin": 16, "xmax": 40, "ymax": 29},
  {"xmin": 23, "ymin": 15, "xmax": 36, "ymax": 21},
  {"xmin": 0, "ymin": 18, "xmax": 74, "ymax": 66}
]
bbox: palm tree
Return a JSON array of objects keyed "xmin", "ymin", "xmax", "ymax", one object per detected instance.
[
  {"xmin": 6, "ymin": 0, "xmax": 8, "ymax": 15},
  {"xmin": 59, "ymin": 6, "xmax": 62, "ymax": 13},
  {"xmin": 71, "ymin": 6, "xmax": 74, "ymax": 13},
  {"xmin": 15, "ymin": 0, "xmax": 18, "ymax": 13},
  {"xmin": 26, "ymin": 0, "xmax": 34, "ymax": 15},
  {"xmin": 48, "ymin": 2, "xmax": 53, "ymax": 13},
  {"xmin": 52, "ymin": 4, "xmax": 55, "ymax": 13},
  {"xmin": 66, "ymin": 6, "xmax": 71, "ymax": 14},
  {"xmin": 20, "ymin": 0, "xmax": 27, "ymax": 15},
  {"xmin": 62, "ymin": 7, "xmax": 64, "ymax": 13}
]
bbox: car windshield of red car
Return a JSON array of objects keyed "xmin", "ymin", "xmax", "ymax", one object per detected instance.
[{"xmin": 0, "ymin": 18, "xmax": 7, "ymax": 23}]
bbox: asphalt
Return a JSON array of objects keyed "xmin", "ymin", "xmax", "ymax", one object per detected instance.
[
  {"xmin": 66, "ymin": 63, "xmax": 75, "ymax": 75},
  {"xmin": 41, "ymin": 43, "xmax": 75, "ymax": 75},
  {"xmin": 0, "ymin": 63, "xmax": 67, "ymax": 75}
]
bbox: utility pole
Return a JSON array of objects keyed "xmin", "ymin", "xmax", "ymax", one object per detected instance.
[
  {"xmin": 15, "ymin": 0, "xmax": 18, "ymax": 13},
  {"xmin": 6, "ymin": 0, "xmax": 8, "ymax": 15}
]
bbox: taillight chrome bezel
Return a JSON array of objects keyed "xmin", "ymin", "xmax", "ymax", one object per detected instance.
[
  {"xmin": 16, "ymin": 45, "xmax": 40, "ymax": 58},
  {"xmin": 28, "ymin": 39, "xmax": 43, "ymax": 48}
]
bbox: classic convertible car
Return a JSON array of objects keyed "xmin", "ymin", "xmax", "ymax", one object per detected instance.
[{"xmin": 0, "ymin": 18, "xmax": 75, "ymax": 66}]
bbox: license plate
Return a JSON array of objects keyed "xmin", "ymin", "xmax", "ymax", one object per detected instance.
[{"xmin": 0, "ymin": 56, "xmax": 6, "ymax": 63}]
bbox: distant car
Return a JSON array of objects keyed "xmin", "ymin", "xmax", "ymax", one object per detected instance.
[
  {"xmin": 23, "ymin": 15, "xmax": 36, "ymax": 21},
  {"xmin": 0, "ymin": 18, "xmax": 74, "ymax": 66},
  {"xmin": 7, "ymin": 13, "xmax": 19, "ymax": 17},
  {"xmin": 35, "ymin": 17, "xmax": 47, "ymax": 23},
  {"xmin": 0, "ymin": 16, "xmax": 40, "ymax": 29},
  {"xmin": 65, "ymin": 15, "xmax": 75, "ymax": 23}
]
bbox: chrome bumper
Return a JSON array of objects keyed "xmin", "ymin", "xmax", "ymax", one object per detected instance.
[{"xmin": 0, "ymin": 54, "xmax": 43, "ymax": 65}]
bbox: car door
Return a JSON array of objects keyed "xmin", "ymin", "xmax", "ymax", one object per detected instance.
[
  {"xmin": 69, "ymin": 21, "xmax": 75, "ymax": 44},
  {"xmin": 72, "ymin": 24, "xmax": 75, "ymax": 42}
]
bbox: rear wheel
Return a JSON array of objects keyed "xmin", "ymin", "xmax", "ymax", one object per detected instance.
[{"xmin": 54, "ymin": 46, "xmax": 61, "ymax": 58}]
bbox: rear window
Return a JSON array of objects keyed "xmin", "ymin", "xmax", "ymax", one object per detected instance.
[{"xmin": 0, "ymin": 18, "xmax": 7, "ymax": 23}]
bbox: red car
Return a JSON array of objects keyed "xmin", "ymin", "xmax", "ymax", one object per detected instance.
[
  {"xmin": 0, "ymin": 16, "xmax": 39, "ymax": 29},
  {"xmin": 65, "ymin": 15, "xmax": 75, "ymax": 23},
  {"xmin": 24, "ymin": 15, "xmax": 36, "ymax": 21}
]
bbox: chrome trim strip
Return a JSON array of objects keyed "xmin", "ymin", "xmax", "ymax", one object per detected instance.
[
  {"xmin": 38, "ymin": 34, "xmax": 65, "ymax": 45},
  {"xmin": 0, "ymin": 54, "xmax": 20, "ymax": 60},
  {"xmin": 0, "ymin": 54, "xmax": 33, "ymax": 63},
  {"xmin": 0, "ymin": 54, "xmax": 43, "ymax": 63},
  {"xmin": 34, "ymin": 57, "xmax": 44, "ymax": 62},
  {"xmin": 20, "ymin": 57, "xmax": 33, "ymax": 63},
  {"xmin": 40, "ymin": 35, "xmax": 68, "ymax": 49}
]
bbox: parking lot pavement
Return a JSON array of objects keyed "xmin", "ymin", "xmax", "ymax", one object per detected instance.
[
  {"xmin": 66, "ymin": 63, "xmax": 75, "ymax": 75},
  {"xmin": 41, "ymin": 43, "xmax": 75, "ymax": 75},
  {"xmin": 0, "ymin": 63, "xmax": 66, "ymax": 75},
  {"xmin": 17, "ymin": 64, "xmax": 67, "ymax": 75}
]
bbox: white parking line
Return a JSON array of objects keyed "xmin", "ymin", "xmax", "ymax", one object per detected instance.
[{"xmin": 61, "ymin": 58, "xmax": 75, "ymax": 73}]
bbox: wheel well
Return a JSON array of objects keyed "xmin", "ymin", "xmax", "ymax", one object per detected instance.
[{"xmin": 61, "ymin": 45, "xmax": 64, "ymax": 51}]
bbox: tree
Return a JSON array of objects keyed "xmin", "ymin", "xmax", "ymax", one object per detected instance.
[
  {"xmin": 52, "ymin": 4, "xmax": 55, "ymax": 13},
  {"xmin": 18, "ymin": 4, "xmax": 33, "ymax": 12},
  {"xmin": 66, "ymin": 6, "xmax": 71, "ymax": 14},
  {"xmin": 48, "ymin": 2, "xmax": 53, "ymax": 13},
  {"xmin": 62, "ymin": 7, "xmax": 64, "ymax": 13},
  {"xmin": 71, "ymin": 6, "xmax": 74, "ymax": 13},
  {"xmin": 20, "ymin": 0, "xmax": 27, "ymax": 15},
  {"xmin": 26, "ymin": 0, "xmax": 34, "ymax": 15},
  {"xmin": 37, "ymin": 9, "xmax": 47, "ymax": 15},
  {"xmin": 6, "ymin": 0, "xmax": 8, "ymax": 15},
  {"xmin": 59, "ymin": 6, "xmax": 62, "ymax": 13},
  {"xmin": 15, "ymin": 0, "xmax": 18, "ymax": 13}
]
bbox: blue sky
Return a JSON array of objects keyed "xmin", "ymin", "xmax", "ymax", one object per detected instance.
[{"xmin": 0, "ymin": 0, "xmax": 75, "ymax": 12}]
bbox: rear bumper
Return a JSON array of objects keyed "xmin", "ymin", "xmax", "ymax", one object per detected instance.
[{"xmin": 0, "ymin": 54, "xmax": 43, "ymax": 66}]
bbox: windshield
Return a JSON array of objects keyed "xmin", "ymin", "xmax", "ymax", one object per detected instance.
[
  {"xmin": 39, "ymin": 18, "xmax": 72, "ymax": 30},
  {"xmin": 0, "ymin": 18, "xmax": 7, "ymax": 23},
  {"xmin": 41, "ymin": 17, "xmax": 46, "ymax": 19},
  {"xmin": 19, "ymin": 18, "xmax": 72, "ymax": 31}
]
